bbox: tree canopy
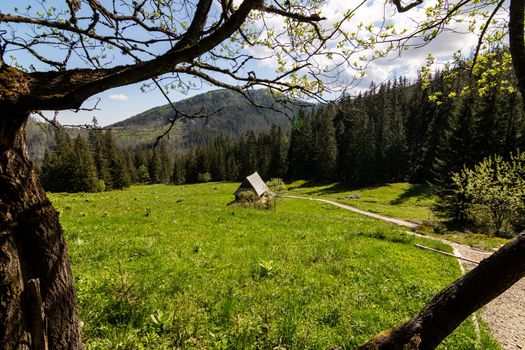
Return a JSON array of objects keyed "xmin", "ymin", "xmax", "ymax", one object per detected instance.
[{"xmin": 1, "ymin": 0, "xmax": 522, "ymax": 113}]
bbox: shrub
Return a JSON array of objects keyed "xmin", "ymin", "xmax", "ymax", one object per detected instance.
[
  {"xmin": 197, "ymin": 172, "xmax": 212, "ymax": 183},
  {"xmin": 234, "ymin": 191, "xmax": 273, "ymax": 209},
  {"xmin": 96, "ymin": 179, "xmax": 106, "ymax": 192},
  {"xmin": 266, "ymin": 178, "xmax": 287, "ymax": 196},
  {"xmin": 236, "ymin": 191, "xmax": 259, "ymax": 203},
  {"xmin": 452, "ymin": 151, "xmax": 525, "ymax": 237},
  {"xmin": 266, "ymin": 178, "xmax": 287, "ymax": 210}
]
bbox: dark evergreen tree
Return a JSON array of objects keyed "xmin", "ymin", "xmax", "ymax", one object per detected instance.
[
  {"xmin": 287, "ymin": 112, "xmax": 313, "ymax": 179},
  {"xmin": 183, "ymin": 150, "xmax": 199, "ymax": 183},
  {"xmin": 41, "ymin": 131, "xmax": 98, "ymax": 192},
  {"xmin": 310, "ymin": 107, "xmax": 337, "ymax": 180},
  {"xmin": 148, "ymin": 153, "xmax": 162, "ymax": 184},
  {"xmin": 432, "ymin": 92, "xmax": 478, "ymax": 224},
  {"xmin": 104, "ymin": 130, "xmax": 131, "ymax": 189},
  {"xmin": 137, "ymin": 164, "xmax": 151, "ymax": 183},
  {"xmin": 87, "ymin": 118, "xmax": 112, "ymax": 188},
  {"xmin": 171, "ymin": 154, "xmax": 186, "ymax": 184},
  {"xmin": 269, "ymin": 125, "xmax": 288, "ymax": 178},
  {"xmin": 71, "ymin": 134, "xmax": 99, "ymax": 192},
  {"xmin": 238, "ymin": 131, "xmax": 258, "ymax": 177},
  {"xmin": 159, "ymin": 142, "xmax": 172, "ymax": 184}
]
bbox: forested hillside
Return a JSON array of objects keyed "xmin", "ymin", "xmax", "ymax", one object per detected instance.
[
  {"xmin": 111, "ymin": 89, "xmax": 302, "ymax": 149},
  {"xmin": 178, "ymin": 53, "xmax": 524, "ymax": 188},
  {"xmin": 37, "ymin": 53, "xmax": 524, "ymax": 191},
  {"xmin": 26, "ymin": 89, "xmax": 303, "ymax": 163}
]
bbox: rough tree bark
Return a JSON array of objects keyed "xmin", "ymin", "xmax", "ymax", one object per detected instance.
[
  {"xmin": 510, "ymin": 0, "xmax": 525, "ymax": 99},
  {"xmin": 0, "ymin": 109, "xmax": 82, "ymax": 349}
]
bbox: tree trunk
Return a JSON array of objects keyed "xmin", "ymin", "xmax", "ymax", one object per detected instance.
[
  {"xmin": 358, "ymin": 233, "xmax": 525, "ymax": 349},
  {"xmin": 0, "ymin": 109, "xmax": 82, "ymax": 349},
  {"xmin": 510, "ymin": 0, "xmax": 525, "ymax": 100}
]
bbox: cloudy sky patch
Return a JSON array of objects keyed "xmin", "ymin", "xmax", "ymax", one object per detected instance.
[{"xmin": 108, "ymin": 93, "xmax": 129, "ymax": 101}]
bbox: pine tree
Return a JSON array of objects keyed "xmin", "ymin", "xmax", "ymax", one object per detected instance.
[
  {"xmin": 256, "ymin": 132, "xmax": 272, "ymax": 179},
  {"xmin": 137, "ymin": 164, "xmax": 150, "ymax": 183},
  {"xmin": 287, "ymin": 111, "xmax": 313, "ymax": 179},
  {"xmin": 269, "ymin": 125, "xmax": 288, "ymax": 179},
  {"xmin": 310, "ymin": 107, "xmax": 337, "ymax": 180},
  {"xmin": 104, "ymin": 130, "xmax": 131, "ymax": 189},
  {"xmin": 123, "ymin": 151, "xmax": 138, "ymax": 184},
  {"xmin": 88, "ymin": 118, "xmax": 112, "ymax": 189},
  {"xmin": 41, "ymin": 130, "xmax": 98, "ymax": 193},
  {"xmin": 171, "ymin": 154, "xmax": 186, "ymax": 184},
  {"xmin": 158, "ymin": 142, "xmax": 172, "ymax": 183},
  {"xmin": 432, "ymin": 92, "xmax": 478, "ymax": 224},
  {"xmin": 41, "ymin": 129, "xmax": 76, "ymax": 192},
  {"xmin": 208, "ymin": 136, "xmax": 228, "ymax": 181},
  {"xmin": 184, "ymin": 150, "xmax": 199, "ymax": 183},
  {"xmin": 238, "ymin": 131, "xmax": 258, "ymax": 177},
  {"xmin": 148, "ymin": 152, "xmax": 162, "ymax": 184},
  {"xmin": 72, "ymin": 134, "xmax": 98, "ymax": 192}
]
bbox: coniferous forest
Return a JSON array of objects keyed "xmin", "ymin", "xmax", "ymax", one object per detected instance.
[{"xmin": 39, "ymin": 53, "xmax": 524, "ymax": 231}]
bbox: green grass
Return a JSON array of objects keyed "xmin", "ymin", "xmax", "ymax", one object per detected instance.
[
  {"xmin": 287, "ymin": 181, "xmax": 435, "ymax": 223},
  {"xmin": 435, "ymin": 232, "xmax": 507, "ymax": 251},
  {"xmin": 51, "ymin": 183, "xmax": 496, "ymax": 349},
  {"xmin": 287, "ymin": 181, "xmax": 510, "ymax": 250}
]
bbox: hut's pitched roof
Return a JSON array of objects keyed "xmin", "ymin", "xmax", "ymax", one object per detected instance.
[{"xmin": 235, "ymin": 171, "xmax": 269, "ymax": 196}]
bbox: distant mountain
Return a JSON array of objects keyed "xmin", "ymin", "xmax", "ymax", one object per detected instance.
[
  {"xmin": 25, "ymin": 89, "xmax": 307, "ymax": 163},
  {"xmin": 25, "ymin": 118, "xmax": 87, "ymax": 164},
  {"xmin": 26, "ymin": 118, "xmax": 56, "ymax": 162},
  {"xmin": 110, "ymin": 89, "xmax": 305, "ymax": 149}
]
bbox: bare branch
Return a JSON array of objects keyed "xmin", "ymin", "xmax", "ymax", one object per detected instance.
[{"xmin": 391, "ymin": 0, "xmax": 424, "ymax": 13}]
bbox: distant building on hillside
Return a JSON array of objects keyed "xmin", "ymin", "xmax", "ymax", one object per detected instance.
[{"xmin": 234, "ymin": 171, "xmax": 270, "ymax": 202}]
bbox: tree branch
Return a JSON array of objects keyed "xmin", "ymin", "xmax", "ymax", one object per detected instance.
[
  {"xmin": 2, "ymin": 0, "xmax": 261, "ymax": 112},
  {"xmin": 509, "ymin": 0, "xmax": 525, "ymax": 98},
  {"xmin": 391, "ymin": 0, "xmax": 424, "ymax": 13}
]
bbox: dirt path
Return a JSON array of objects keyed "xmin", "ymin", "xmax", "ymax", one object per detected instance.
[
  {"xmin": 454, "ymin": 245, "xmax": 525, "ymax": 350},
  {"xmin": 284, "ymin": 195, "xmax": 418, "ymax": 229},
  {"xmin": 285, "ymin": 195, "xmax": 525, "ymax": 349}
]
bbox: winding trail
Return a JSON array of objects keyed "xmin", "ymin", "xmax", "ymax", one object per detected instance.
[
  {"xmin": 284, "ymin": 195, "xmax": 525, "ymax": 349},
  {"xmin": 284, "ymin": 195, "xmax": 418, "ymax": 229}
]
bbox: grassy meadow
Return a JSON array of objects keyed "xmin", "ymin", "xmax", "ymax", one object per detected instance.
[
  {"xmin": 287, "ymin": 182, "xmax": 435, "ymax": 223},
  {"xmin": 287, "ymin": 181, "xmax": 508, "ymax": 250},
  {"xmin": 51, "ymin": 183, "xmax": 498, "ymax": 349}
]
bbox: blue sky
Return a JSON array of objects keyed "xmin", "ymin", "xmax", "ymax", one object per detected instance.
[{"xmin": 1, "ymin": 0, "xmax": 487, "ymax": 126}]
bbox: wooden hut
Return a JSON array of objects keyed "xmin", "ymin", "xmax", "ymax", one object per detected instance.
[{"xmin": 234, "ymin": 171, "xmax": 269, "ymax": 201}]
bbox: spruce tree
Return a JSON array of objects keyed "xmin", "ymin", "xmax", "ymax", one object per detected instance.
[
  {"xmin": 310, "ymin": 107, "xmax": 337, "ymax": 180},
  {"xmin": 269, "ymin": 125, "xmax": 288, "ymax": 179},
  {"xmin": 104, "ymin": 130, "xmax": 131, "ymax": 189},
  {"xmin": 88, "ymin": 119, "xmax": 112, "ymax": 189},
  {"xmin": 287, "ymin": 111, "xmax": 313, "ymax": 180},
  {"xmin": 159, "ymin": 142, "xmax": 172, "ymax": 183},
  {"xmin": 137, "ymin": 164, "xmax": 151, "ymax": 183},
  {"xmin": 183, "ymin": 150, "xmax": 199, "ymax": 183},
  {"xmin": 432, "ymin": 92, "xmax": 478, "ymax": 224},
  {"xmin": 148, "ymin": 152, "xmax": 162, "ymax": 184},
  {"xmin": 72, "ymin": 134, "xmax": 98, "ymax": 192},
  {"xmin": 40, "ymin": 129, "xmax": 76, "ymax": 192},
  {"xmin": 171, "ymin": 154, "xmax": 186, "ymax": 184}
]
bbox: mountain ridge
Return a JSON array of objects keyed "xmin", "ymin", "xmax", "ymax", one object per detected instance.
[
  {"xmin": 110, "ymin": 89, "xmax": 305, "ymax": 149},
  {"xmin": 26, "ymin": 89, "xmax": 306, "ymax": 162}
]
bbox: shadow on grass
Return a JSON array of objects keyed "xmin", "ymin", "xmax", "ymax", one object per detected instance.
[
  {"xmin": 291, "ymin": 180, "xmax": 387, "ymax": 196},
  {"xmin": 389, "ymin": 184, "xmax": 432, "ymax": 205}
]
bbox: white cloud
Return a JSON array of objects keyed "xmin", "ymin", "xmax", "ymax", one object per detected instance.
[
  {"xmin": 245, "ymin": 0, "xmax": 495, "ymax": 97},
  {"xmin": 108, "ymin": 93, "xmax": 129, "ymax": 101}
]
